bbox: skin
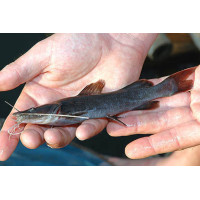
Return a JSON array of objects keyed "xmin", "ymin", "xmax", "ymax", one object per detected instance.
[
  {"xmin": 107, "ymin": 65, "xmax": 200, "ymax": 165},
  {"xmin": 0, "ymin": 33, "xmax": 157, "ymax": 161},
  {"xmin": 2, "ymin": 33, "xmax": 199, "ymax": 165},
  {"xmin": 105, "ymin": 145, "xmax": 200, "ymax": 166}
]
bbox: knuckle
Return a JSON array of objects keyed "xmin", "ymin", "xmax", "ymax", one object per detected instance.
[
  {"xmin": 168, "ymin": 127, "xmax": 181, "ymax": 150},
  {"xmin": 146, "ymin": 136, "xmax": 157, "ymax": 154}
]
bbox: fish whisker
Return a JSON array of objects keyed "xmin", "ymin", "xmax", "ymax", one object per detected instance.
[
  {"xmin": 19, "ymin": 113, "xmax": 90, "ymax": 119},
  {"xmin": 5, "ymin": 101, "xmax": 20, "ymax": 112}
]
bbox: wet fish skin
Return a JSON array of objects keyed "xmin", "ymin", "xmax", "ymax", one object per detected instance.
[{"xmin": 13, "ymin": 67, "xmax": 196, "ymax": 126}]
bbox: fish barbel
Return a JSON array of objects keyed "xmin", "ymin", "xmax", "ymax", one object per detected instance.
[{"xmin": 13, "ymin": 67, "xmax": 196, "ymax": 126}]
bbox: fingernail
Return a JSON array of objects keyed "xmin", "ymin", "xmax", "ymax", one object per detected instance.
[
  {"xmin": 76, "ymin": 133, "xmax": 86, "ymax": 141},
  {"xmin": 0, "ymin": 149, "xmax": 4, "ymax": 155},
  {"xmin": 46, "ymin": 143, "xmax": 53, "ymax": 148}
]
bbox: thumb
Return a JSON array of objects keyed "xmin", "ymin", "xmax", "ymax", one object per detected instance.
[{"xmin": 0, "ymin": 39, "xmax": 51, "ymax": 91}]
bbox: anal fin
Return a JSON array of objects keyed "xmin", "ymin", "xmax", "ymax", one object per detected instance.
[{"xmin": 134, "ymin": 101, "xmax": 159, "ymax": 110}]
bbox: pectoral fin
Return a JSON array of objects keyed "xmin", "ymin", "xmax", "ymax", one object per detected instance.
[
  {"xmin": 106, "ymin": 115, "xmax": 127, "ymax": 126},
  {"xmin": 79, "ymin": 80, "xmax": 105, "ymax": 96}
]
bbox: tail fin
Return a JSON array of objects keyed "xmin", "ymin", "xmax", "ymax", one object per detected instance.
[
  {"xmin": 154, "ymin": 67, "xmax": 196, "ymax": 98},
  {"xmin": 168, "ymin": 66, "xmax": 196, "ymax": 93}
]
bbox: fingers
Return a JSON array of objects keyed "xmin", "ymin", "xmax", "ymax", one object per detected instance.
[
  {"xmin": 157, "ymin": 92, "xmax": 191, "ymax": 109},
  {"xmin": 20, "ymin": 124, "xmax": 47, "ymax": 149},
  {"xmin": 156, "ymin": 145, "xmax": 200, "ymax": 166},
  {"xmin": 22, "ymin": 118, "xmax": 108, "ymax": 149},
  {"xmin": 125, "ymin": 121, "xmax": 200, "ymax": 159},
  {"xmin": 0, "ymin": 130, "xmax": 20, "ymax": 161},
  {"xmin": 193, "ymin": 65, "xmax": 200, "ymax": 90},
  {"xmin": 0, "ymin": 39, "xmax": 51, "ymax": 91},
  {"xmin": 107, "ymin": 106, "xmax": 194, "ymax": 136},
  {"xmin": 190, "ymin": 90, "xmax": 200, "ymax": 123},
  {"xmin": 0, "ymin": 91, "xmax": 39, "ymax": 161},
  {"xmin": 0, "ymin": 83, "xmax": 76, "ymax": 161},
  {"xmin": 20, "ymin": 124, "xmax": 76, "ymax": 149},
  {"xmin": 76, "ymin": 119, "xmax": 108, "ymax": 140},
  {"xmin": 0, "ymin": 93, "xmax": 30, "ymax": 161},
  {"xmin": 117, "ymin": 92, "xmax": 191, "ymax": 118},
  {"xmin": 107, "ymin": 87, "xmax": 192, "ymax": 136},
  {"xmin": 44, "ymin": 126, "xmax": 76, "ymax": 148},
  {"xmin": 105, "ymin": 155, "xmax": 162, "ymax": 166}
]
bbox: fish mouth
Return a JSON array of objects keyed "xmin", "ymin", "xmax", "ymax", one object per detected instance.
[
  {"xmin": 12, "ymin": 112, "xmax": 21, "ymax": 120},
  {"xmin": 12, "ymin": 112, "xmax": 89, "ymax": 125},
  {"xmin": 12, "ymin": 112, "xmax": 60, "ymax": 125},
  {"xmin": 12, "ymin": 112, "xmax": 19, "ymax": 116},
  {"xmin": 13, "ymin": 111, "xmax": 27, "ymax": 116}
]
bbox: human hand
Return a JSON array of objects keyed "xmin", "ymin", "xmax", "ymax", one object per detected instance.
[
  {"xmin": 0, "ymin": 33, "xmax": 157, "ymax": 161},
  {"xmin": 107, "ymin": 65, "xmax": 200, "ymax": 160},
  {"xmin": 105, "ymin": 145, "xmax": 200, "ymax": 166}
]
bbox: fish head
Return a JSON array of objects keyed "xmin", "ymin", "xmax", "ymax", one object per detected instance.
[{"xmin": 12, "ymin": 104, "xmax": 60, "ymax": 124}]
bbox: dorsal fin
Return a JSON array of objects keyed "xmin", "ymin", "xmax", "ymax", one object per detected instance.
[
  {"xmin": 79, "ymin": 80, "xmax": 105, "ymax": 96},
  {"xmin": 123, "ymin": 79, "xmax": 154, "ymax": 90}
]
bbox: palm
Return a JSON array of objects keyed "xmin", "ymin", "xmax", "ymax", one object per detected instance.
[
  {"xmin": 0, "ymin": 33, "xmax": 156, "ymax": 161},
  {"xmin": 107, "ymin": 66, "xmax": 200, "ymax": 162}
]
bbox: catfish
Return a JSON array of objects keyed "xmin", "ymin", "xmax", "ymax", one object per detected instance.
[{"xmin": 12, "ymin": 67, "xmax": 196, "ymax": 127}]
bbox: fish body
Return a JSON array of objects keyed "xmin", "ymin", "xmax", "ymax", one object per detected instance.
[{"xmin": 13, "ymin": 67, "xmax": 195, "ymax": 126}]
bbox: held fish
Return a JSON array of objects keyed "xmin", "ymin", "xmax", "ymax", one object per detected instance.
[{"xmin": 12, "ymin": 67, "xmax": 196, "ymax": 127}]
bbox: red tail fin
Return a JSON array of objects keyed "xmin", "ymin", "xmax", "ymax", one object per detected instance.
[
  {"xmin": 154, "ymin": 67, "xmax": 196, "ymax": 98},
  {"xmin": 169, "ymin": 66, "xmax": 196, "ymax": 93}
]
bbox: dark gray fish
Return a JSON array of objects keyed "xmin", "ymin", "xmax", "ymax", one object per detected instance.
[{"xmin": 13, "ymin": 67, "xmax": 196, "ymax": 126}]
